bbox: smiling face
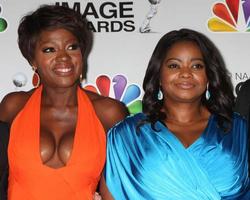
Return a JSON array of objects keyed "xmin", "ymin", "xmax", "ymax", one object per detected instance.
[
  {"xmin": 160, "ymin": 41, "xmax": 208, "ymax": 103},
  {"xmin": 32, "ymin": 28, "xmax": 83, "ymax": 88}
]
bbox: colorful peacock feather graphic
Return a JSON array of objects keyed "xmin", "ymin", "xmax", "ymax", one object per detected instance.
[
  {"xmin": 0, "ymin": 5, "xmax": 7, "ymax": 32},
  {"xmin": 208, "ymin": 0, "xmax": 250, "ymax": 32},
  {"xmin": 84, "ymin": 75, "xmax": 142, "ymax": 115}
]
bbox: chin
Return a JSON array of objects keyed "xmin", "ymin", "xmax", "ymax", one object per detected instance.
[
  {"xmin": 176, "ymin": 95, "xmax": 202, "ymax": 103},
  {"xmin": 50, "ymin": 81, "xmax": 78, "ymax": 88}
]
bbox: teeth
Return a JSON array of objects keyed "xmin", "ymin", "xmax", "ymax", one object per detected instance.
[{"xmin": 56, "ymin": 68, "xmax": 71, "ymax": 73}]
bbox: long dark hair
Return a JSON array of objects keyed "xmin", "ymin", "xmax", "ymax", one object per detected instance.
[{"xmin": 142, "ymin": 28, "xmax": 234, "ymax": 132}]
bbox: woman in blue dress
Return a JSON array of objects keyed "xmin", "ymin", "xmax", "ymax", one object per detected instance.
[{"xmin": 100, "ymin": 29, "xmax": 249, "ymax": 199}]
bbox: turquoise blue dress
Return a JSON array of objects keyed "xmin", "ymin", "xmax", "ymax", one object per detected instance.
[{"xmin": 104, "ymin": 113, "xmax": 249, "ymax": 199}]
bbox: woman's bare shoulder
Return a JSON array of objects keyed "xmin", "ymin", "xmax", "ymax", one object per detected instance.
[
  {"xmin": 0, "ymin": 89, "xmax": 34, "ymax": 123},
  {"xmin": 84, "ymin": 89, "xmax": 129, "ymax": 131}
]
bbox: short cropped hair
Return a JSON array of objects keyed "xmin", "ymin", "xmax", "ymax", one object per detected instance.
[{"xmin": 18, "ymin": 4, "xmax": 92, "ymax": 78}]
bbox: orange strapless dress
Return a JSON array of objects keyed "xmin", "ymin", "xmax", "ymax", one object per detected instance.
[{"xmin": 8, "ymin": 86, "xmax": 106, "ymax": 200}]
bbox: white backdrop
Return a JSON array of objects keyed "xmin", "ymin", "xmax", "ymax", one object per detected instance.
[{"xmin": 0, "ymin": 0, "xmax": 249, "ymax": 112}]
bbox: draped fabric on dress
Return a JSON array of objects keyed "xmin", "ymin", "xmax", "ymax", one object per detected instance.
[
  {"xmin": 8, "ymin": 86, "xmax": 106, "ymax": 200},
  {"xmin": 105, "ymin": 113, "xmax": 249, "ymax": 200}
]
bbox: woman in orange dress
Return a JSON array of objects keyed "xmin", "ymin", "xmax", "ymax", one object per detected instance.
[{"xmin": 0, "ymin": 5, "xmax": 128, "ymax": 200}]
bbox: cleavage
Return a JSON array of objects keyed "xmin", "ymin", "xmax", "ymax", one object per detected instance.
[{"xmin": 39, "ymin": 127, "xmax": 75, "ymax": 169}]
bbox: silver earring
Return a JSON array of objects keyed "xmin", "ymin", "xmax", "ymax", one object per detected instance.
[
  {"xmin": 206, "ymin": 83, "xmax": 210, "ymax": 100},
  {"xmin": 158, "ymin": 89, "xmax": 163, "ymax": 100}
]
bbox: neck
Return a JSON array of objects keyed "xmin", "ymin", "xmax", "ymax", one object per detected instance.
[
  {"xmin": 163, "ymin": 99, "xmax": 209, "ymax": 124},
  {"xmin": 41, "ymin": 85, "xmax": 78, "ymax": 107}
]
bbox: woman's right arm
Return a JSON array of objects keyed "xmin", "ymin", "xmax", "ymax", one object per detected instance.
[{"xmin": 0, "ymin": 91, "xmax": 31, "ymax": 123}]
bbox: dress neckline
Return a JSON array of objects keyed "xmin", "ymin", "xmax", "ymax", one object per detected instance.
[
  {"xmin": 156, "ymin": 114, "xmax": 214, "ymax": 150},
  {"xmin": 35, "ymin": 86, "xmax": 81, "ymax": 170}
]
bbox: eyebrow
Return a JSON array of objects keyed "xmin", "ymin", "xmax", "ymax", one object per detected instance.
[
  {"xmin": 38, "ymin": 38, "xmax": 78, "ymax": 46},
  {"xmin": 37, "ymin": 40, "xmax": 55, "ymax": 46},
  {"xmin": 165, "ymin": 58, "xmax": 204, "ymax": 62}
]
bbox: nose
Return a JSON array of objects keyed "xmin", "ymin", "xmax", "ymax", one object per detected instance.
[
  {"xmin": 56, "ymin": 50, "xmax": 70, "ymax": 62},
  {"xmin": 179, "ymin": 67, "xmax": 192, "ymax": 78}
]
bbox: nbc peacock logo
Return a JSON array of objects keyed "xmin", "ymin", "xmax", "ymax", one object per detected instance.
[
  {"xmin": 84, "ymin": 74, "xmax": 142, "ymax": 115},
  {"xmin": 0, "ymin": 5, "xmax": 8, "ymax": 32},
  {"xmin": 208, "ymin": 0, "xmax": 250, "ymax": 32}
]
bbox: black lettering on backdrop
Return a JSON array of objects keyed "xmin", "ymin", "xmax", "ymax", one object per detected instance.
[
  {"xmin": 235, "ymin": 72, "xmax": 249, "ymax": 80},
  {"xmin": 83, "ymin": 3, "xmax": 99, "ymax": 18},
  {"xmin": 56, "ymin": 2, "xmax": 81, "ymax": 13},
  {"xmin": 120, "ymin": 2, "xmax": 134, "ymax": 18},
  {"xmin": 124, "ymin": 20, "xmax": 135, "ymax": 32},
  {"xmin": 87, "ymin": 22, "xmax": 96, "ymax": 32},
  {"xmin": 111, "ymin": 21, "xmax": 123, "ymax": 32},
  {"xmin": 56, "ymin": 1, "xmax": 135, "ymax": 33},
  {"xmin": 98, "ymin": 21, "xmax": 109, "ymax": 32},
  {"xmin": 100, "ymin": 2, "xmax": 117, "ymax": 19}
]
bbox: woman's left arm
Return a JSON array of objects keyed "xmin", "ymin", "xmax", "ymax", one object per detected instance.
[{"xmin": 99, "ymin": 175, "xmax": 114, "ymax": 200}]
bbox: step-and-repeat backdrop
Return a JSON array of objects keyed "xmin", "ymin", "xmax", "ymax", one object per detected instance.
[{"xmin": 0, "ymin": 0, "xmax": 249, "ymax": 113}]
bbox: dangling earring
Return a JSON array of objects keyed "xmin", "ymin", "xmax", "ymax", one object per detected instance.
[
  {"xmin": 79, "ymin": 74, "xmax": 83, "ymax": 83},
  {"xmin": 158, "ymin": 89, "xmax": 163, "ymax": 100},
  {"xmin": 32, "ymin": 66, "xmax": 40, "ymax": 88},
  {"xmin": 205, "ymin": 83, "xmax": 210, "ymax": 100}
]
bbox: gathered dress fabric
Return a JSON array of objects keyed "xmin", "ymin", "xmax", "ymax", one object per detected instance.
[
  {"xmin": 8, "ymin": 86, "xmax": 106, "ymax": 200},
  {"xmin": 105, "ymin": 113, "xmax": 250, "ymax": 200}
]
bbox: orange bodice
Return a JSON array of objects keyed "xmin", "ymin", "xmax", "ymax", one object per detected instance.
[{"xmin": 8, "ymin": 86, "xmax": 106, "ymax": 200}]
